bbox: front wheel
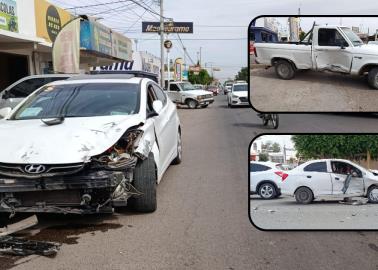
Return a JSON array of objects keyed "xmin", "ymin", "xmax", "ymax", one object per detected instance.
[
  {"xmin": 131, "ymin": 153, "xmax": 157, "ymax": 213},
  {"xmin": 275, "ymin": 60, "xmax": 295, "ymax": 80},
  {"xmin": 171, "ymin": 130, "xmax": 182, "ymax": 165},
  {"xmin": 295, "ymin": 187, "xmax": 314, "ymax": 204},
  {"xmin": 367, "ymin": 186, "xmax": 378, "ymax": 203},
  {"xmin": 187, "ymin": 99, "xmax": 198, "ymax": 109},
  {"xmin": 368, "ymin": 68, "xmax": 378, "ymax": 89}
]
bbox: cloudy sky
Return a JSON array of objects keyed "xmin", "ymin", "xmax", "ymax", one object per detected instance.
[{"xmin": 50, "ymin": 0, "xmax": 378, "ymax": 81}]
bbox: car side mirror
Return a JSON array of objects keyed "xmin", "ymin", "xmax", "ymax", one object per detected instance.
[
  {"xmin": 0, "ymin": 107, "xmax": 12, "ymax": 119},
  {"xmin": 352, "ymin": 171, "xmax": 358, "ymax": 177},
  {"xmin": 152, "ymin": 100, "xmax": 163, "ymax": 114}
]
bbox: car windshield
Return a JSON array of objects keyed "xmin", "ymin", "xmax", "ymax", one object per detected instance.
[
  {"xmin": 233, "ymin": 84, "xmax": 248, "ymax": 92},
  {"xmin": 179, "ymin": 82, "xmax": 197, "ymax": 91},
  {"xmin": 11, "ymin": 83, "xmax": 140, "ymax": 120},
  {"xmin": 341, "ymin": 27, "xmax": 363, "ymax": 46}
]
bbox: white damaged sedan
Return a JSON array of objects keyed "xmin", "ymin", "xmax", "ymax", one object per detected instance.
[{"xmin": 0, "ymin": 74, "xmax": 182, "ymax": 224}]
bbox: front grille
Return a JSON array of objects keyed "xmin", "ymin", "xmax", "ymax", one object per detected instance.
[
  {"xmin": 0, "ymin": 162, "xmax": 85, "ymax": 178},
  {"xmin": 204, "ymin": 94, "xmax": 213, "ymax": 99},
  {"xmin": 239, "ymin": 97, "xmax": 248, "ymax": 102}
]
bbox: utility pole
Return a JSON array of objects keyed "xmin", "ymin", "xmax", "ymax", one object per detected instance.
[
  {"xmin": 199, "ymin": 47, "xmax": 202, "ymax": 67},
  {"xmin": 160, "ymin": 0, "xmax": 165, "ymax": 88}
]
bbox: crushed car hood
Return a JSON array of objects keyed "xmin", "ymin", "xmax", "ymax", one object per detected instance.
[{"xmin": 0, "ymin": 115, "xmax": 144, "ymax": 164}]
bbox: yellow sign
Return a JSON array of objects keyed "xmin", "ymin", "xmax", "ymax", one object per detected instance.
[{"xmin": 35, "ymin": 0, "xmax": 73, "ymax": 43}]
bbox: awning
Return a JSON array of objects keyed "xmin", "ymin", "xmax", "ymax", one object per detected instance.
[{"xmin": 0, "ymin": 30, "xmax": 46, "ymax": 51}]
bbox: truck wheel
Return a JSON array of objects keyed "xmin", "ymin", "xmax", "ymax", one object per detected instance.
[
  {"xmin": 367, "ymin": 186, "xmax": 378, "ymax": 203},
  {"xmin": 368, "ymin": 68, "xmax": 378, "ymax": 89},
  {"xmin": 295, "ymin": 187, "xmax": 314, "ymax": 204},
  {"xmin": 171, "ymin": 130, "xmax": 182, "ymax": 165},
  {"xmin": 275, "ymin": 60, "xmax": 295, "ymax": 80},
  {"xmin": 187, "ymin": 99, "xmax": 198, "ymax": 109},
  {"xmin": 131, "ymin": 153, "xmax": 157, "ymax": 213}
]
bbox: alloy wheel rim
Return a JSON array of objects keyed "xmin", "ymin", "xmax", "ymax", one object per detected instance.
[{"xmin": 261, "ymin": 185, "xmax": 274, "ymax": 198}]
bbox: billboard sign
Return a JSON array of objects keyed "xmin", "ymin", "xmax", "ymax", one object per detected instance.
[
  {"xmin": 35, "ymin": 0, "xmax": 73, "ymax": 42},
  {"xmin": 80, "ymin": 20, "xmax": 132, "ymax": 61},
  {"xmin": 142, "ymin": 22, "xmax": 193, "ymax": 34},
  {"xmin": 0, "ymin": 0, "xmax": 18, "ymax": 32}
]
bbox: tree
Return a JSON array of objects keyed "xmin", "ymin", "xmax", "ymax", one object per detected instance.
[
  {"xmin": 259, "ymin": 153, "xmax": 269, "ymax": 162},
  {"xmin": 299, "ymin": 31, "xmax": 306, "ymax": 41},
  {"xmin": 271, "ymin": 143, "xmax": 281, "ymax": 153},
  {"xmin": 292, "ymin": 135, "xmax": 378, "ymax": 160},
  {"xmin": 235, "ymin": 67, "xmax": 248, "ymax": 82},
  {"xmin": 188, "ymin": 69, "xmax": 213, "ymax": 85}
]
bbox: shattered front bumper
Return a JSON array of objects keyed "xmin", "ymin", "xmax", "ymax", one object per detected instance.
[{"xmin": 0, "ymin": 171, "xmax": 127, "ymax": 215}]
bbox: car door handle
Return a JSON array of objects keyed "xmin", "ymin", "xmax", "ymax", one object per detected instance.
[
  {"xmin": 335, "ymin": 177, "xmax": 340, "ymax": 180},
  {"xmin": 307, "ymin": 176, "xmax": 312, "ymax": 178}
]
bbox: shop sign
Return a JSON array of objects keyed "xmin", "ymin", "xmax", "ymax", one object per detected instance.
[
  {"xmin": 80, "ymin": 20, "xmax": 132, "ymax": 61},
  {"xmin": 0, "ymin": 0, "xmax": 18, "ymax": 32},
  {"xmin": 35, "ymin": 0, "xmax": 73, "ymax": 42},
  {"xmin": 142, "ymin": 22, "xmax": 193, "ymax": 34}
]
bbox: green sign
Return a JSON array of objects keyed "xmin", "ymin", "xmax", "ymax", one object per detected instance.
[{"xmin": 0, "ymin": 0, "xmax": 18, "ymax": 32}]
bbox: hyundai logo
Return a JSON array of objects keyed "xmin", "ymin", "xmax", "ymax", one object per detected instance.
[{"xmin": 24, "ymin": 164, "xmax": 46, "ymax": 174}]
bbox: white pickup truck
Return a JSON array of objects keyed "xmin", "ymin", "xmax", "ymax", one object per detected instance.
[{"xmin": 254, "ymin": 24, "xmax": 378, "ymax": 89}]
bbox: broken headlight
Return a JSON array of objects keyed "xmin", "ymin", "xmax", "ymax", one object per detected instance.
[{"xmin": 91, "ymin": 129, "xmax": 143, "ymax": 170}]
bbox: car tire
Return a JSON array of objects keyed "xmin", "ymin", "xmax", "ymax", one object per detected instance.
[
  {"xmin": 367, "ymin": 186, "xmax": 378, "ymax": 203},
  {"xmin": 171, "ymin": 130, "xmax": 182, "ymax": 165},
  {"xmin": 271, "ymin": 114, "xmax": 279, "ymax": 129},
  {"xmin": 295, "ymin": 187, "xmax": 314, "ymax": 204},
  {"xmin": 258, "ymin": 183, "xmax": 277, "ymax": 199},
  {"xmin": 275, "ymin": 60, "xmax": 295, "ymax": 80},
  {"xmin": 187, "ymin": 99, "xmax": 198, "ymax": 109},
  {"xmin": 131, "ymin": 153, "xmax": 157, "ymax": 213},
  {"xmin": 368, "ymin": 68, "xmax": 378, "ymax": 89}
]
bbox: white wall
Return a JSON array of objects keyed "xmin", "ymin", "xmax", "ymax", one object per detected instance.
[{"xmin": 16, "ymin": 0, "xmax": 37, "ymax": 38}]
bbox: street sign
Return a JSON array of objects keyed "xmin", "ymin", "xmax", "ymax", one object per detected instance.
[
  {"xmin": 142, "ymin": 22, "xmax": 194, "ymax": 34},
  {"xmin": 164, "ymin": 40, "xmax": 172, "ymax": 49}
]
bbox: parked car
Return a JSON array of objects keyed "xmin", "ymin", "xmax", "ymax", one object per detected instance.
[
  {"xmin": 368, "ymin": 41, "xmax": 378, "ymax": 45},
  {"xmin": 166, "ymin": 81, "xmax": 214, "ymax": 109},
  {"xmin": 254, "ymin": 24, "xmax": 378, "ymax": 89},
  {"xmin": 227, "ymin": 83, "xmax": 248, "ymax": 107},
  {"xmin": 0, "ymin": 74, "xmax": 72, "ymax": 113},
  {"xmin": 206, "ymin": 85, "xmax": 220, "ymax": 96},
  {"xmin": 224, "ymin": 81, "xmax": 234, "ymax": 94},
  {"xmin": 0, "ymin": 74, "xmax": 182, "ymax": 225},
  {"xmin": 250, "ymin": 161, "xmax": 288, "ymax": 199},
  {"xmin": 281, "ymin": 159, "xmax": 378, "ymax": 204}
]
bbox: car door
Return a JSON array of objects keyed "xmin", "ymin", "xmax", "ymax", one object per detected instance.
[
  {"xmin": 302, "ymin": 161, "xmax": 332, "ymax": 196},
  {"xmin": 330, "ymin": 161, "xmax": 365, "ymax": 196},
  {"xmin": 148, "ymin": 83, "xmax": 175, "ymax": 171},
  {"xmin": 313, "ymin": 28, "xmax": 353, "ymax": 73},
  {"xmin": 166, "ymin": 84, "xmax": 182, "ymax": 103}
]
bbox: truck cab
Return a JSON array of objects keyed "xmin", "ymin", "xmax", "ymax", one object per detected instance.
[{"xmin": 166, "ymin": 81, "xmax": 214, "ymax": 109}]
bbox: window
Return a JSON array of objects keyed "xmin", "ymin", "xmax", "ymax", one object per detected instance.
[
  {"xmin": 250, "ymin": 164, "xmax": 271, "ymax": 172},
  {"xmin": 304, "ymin": 162, "xmax": 327, "ymax": 172},
  {"xmin": 152, "ymin": 84, "xmax": 167, "ymax": 106},
  {"xmin": 147, "ymin": 85, "xmax": 158, "ymax": 114},
  {"xmin": 170, "ymin": 84, "xmax": 180, "ymax": 91},
  {"xmin": 331, "ymin": 161, "xmax": 362, "ymax": 177},
  {"xmin": 12, "ymin": 83, "xmax": 140, "ymax": 120},
  {"xmin": 318, "ymin": 29, "xmax": 348, "ymax": 47},
  {"xmin": 9, "ymin": 78, "xmax": 48, "ymax": 98}
]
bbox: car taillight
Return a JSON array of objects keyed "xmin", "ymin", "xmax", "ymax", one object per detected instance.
[{"xmin": 275, "ymin": 171, "xmax": 289, "ymax": 181}]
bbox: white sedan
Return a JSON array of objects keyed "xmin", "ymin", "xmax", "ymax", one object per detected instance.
[
  {"xmin": 227, "ymin": 83, "xmax": 248, "ymax": 107},
  {"xmin": 281, "ymin": 159, "xmax": 378, "ymax": 204},
  {"xmin": 250, "ymin": 161, "xmax": 288, "ymax": 199},
  {"xmin": 0, "ymin": 74, "xmax": 182, "ymax": 225}
]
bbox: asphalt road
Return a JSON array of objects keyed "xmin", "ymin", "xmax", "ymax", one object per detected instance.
[
  {"xmin": 250, "ymin": 68, "xmax": 378, "ymax": 112},
  {"xmin": 2, "ymin": 96, "xmax": 378, "ymax": 270},
  {"xmin": 250, "ymin": 195, "xmax": 377, "ymax": 230}
]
